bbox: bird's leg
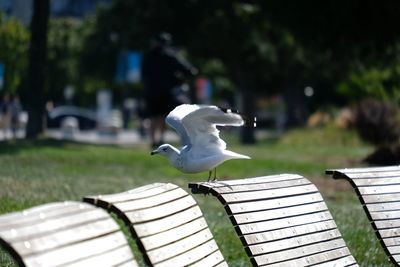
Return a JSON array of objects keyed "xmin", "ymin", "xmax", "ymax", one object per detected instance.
[
  {"xmin": 207, "ymin": 170, "xmax": 212, "ymax": 182},
  {"xmin": 212, "ymin": 168, "xmax": 218, "ymax": 182}
]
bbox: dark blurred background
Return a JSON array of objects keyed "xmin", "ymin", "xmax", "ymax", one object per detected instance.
[{"xmin": 1, "ymin": 0, "xmax": 400, "ymax": 148}]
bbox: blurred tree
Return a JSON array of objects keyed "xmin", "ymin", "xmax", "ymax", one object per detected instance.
[
  {"xmin": 261, "ymin": 0, "xmax": 400, "ymax": 102},
  {"xmin": 0, "ymin": 12, "xmax": 29, "ymax": 94},
  {"xmin": 79, "ymin": 0, "xmax": 400, "ymax": 139},
  {"xmin": 82, "ymin": 0, "xmax": 306, "ymax": 143},
  {"xmin": 25, "ymin": 0, "xmax": 49, "ymax": 139},
  {"xmin": 338, "ymin": 43, "xmax": 400, "ymax": 104},
  {"xmin": 47, "ymin": 18, "xmax": 82, "ymax": 104}
]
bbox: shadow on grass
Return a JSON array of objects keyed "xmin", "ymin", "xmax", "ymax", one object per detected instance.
[{"xmin": 0, "ymin": 138, "xmax": 75, "ymax": 155}]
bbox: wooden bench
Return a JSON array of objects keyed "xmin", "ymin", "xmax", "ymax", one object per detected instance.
[
  {"xmin": 84, "ymin": 183, "xmax": 227, "ymax": 267},
  {"xmin": 326, "ymin": 165, "xmax": 400, "ymax": 266},
  {"xmin": 0, "ymin": 201, "xmax": 138, "ymax": 267},
  {"xmin": 189, "ymin": 174, "xmax": 358, "ymax": 266}
]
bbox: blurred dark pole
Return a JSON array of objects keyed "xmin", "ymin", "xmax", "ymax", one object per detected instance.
[
  {"xmin": 237, "ymin": 71, "xmax": 256, "ymax": 144},
  {"xmin": 25, "ymin": 0, "xmax": 49, "ymax": 139},
  {"xmin": 240, "ymin": 89, "xmax": 256, "ymax": 144}
]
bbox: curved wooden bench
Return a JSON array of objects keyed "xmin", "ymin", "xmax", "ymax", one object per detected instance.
[
  {"xmin": 0, "ymin": 201, "xmax": 138, "ymax": 267},
  {"xmin": 326, "ymin": 165, "xmax": 400, "ymax": 266},
  {"xmin": 189, "ymin": 174, "xmax": 358, "ymax": 267},
  {"xmin": 84, "ymin": 183, "xmax": 227, "ymax": 267}
]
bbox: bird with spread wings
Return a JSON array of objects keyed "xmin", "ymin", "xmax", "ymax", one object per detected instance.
[{"xmin": 151, "ymin": 104, "xmax": 254, "ymax": 181}]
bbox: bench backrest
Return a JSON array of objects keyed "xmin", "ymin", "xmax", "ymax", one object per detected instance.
[
  {"xmin": 0, "ymin": 201, "xmax": 138, "ymax": 267},
  {"xmin": 189, "ymin": 174, "xmax": 358, "ymax": 266},
  {"xmin": 327, "ymin": 165, "xmax": 400, "ymax": 266},
  {"xmin": 84, "ymin": 183, "xmax": 227, "ymax": 267}
]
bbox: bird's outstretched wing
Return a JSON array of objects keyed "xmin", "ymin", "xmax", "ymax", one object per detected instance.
[
  {"xmin": 165, "ymin": 104, "xmax": 198, "ymax": 147},
  {"xmin": 166, "ymin": 104, "xmax": 244, "ymax": 152}
]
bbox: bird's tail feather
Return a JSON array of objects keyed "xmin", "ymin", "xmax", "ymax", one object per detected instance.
[{"xmin": 224, "ymin": 150, "xmax": 251, "ymax": 160}]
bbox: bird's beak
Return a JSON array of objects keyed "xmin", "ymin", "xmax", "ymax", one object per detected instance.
[{"xmin": 150, "ymin": 150, "xmax": 158, "ymax": 155}]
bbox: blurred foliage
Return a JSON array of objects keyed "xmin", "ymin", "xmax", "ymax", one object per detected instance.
[
  {"xmin": 338, "ymin": 62, "xmax": 400, "ymax": 104},
  {"xmin": 3, "ymin": 0, "xmax": 400, "ymax": 111},
  {"xmin": 354, "ymin": 98, "xmax": 400, "ymax": 146},
  {"xmin": 0, "ymin": 12, "xmax": 29, "ymax": 94},
  {"xmin": 47, "ymin": 18, "xmax": 83, "ymax": 103},
  {"xmin": 78, "ymin": 0, "xmax": 400, "ymax": 107},
  {"xmin": 82, "ymin": 0, "xmax": 306, "ymax": 96}
]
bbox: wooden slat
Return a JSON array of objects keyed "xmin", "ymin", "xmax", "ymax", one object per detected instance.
[
  {"xmin": 253, "ymin": 238, "xmax": 346, "ymax": 265},
  {"xmin": 217, "ymin": 184, "xmax": 318, "ymax": 204},
  {"xmin": 242, "ymin": 220, "xmax": 338, "ymax": 245},
  {"xmin": 358, "ymin": 184, "xmax": 400, "ymax": 195},
  {"xmin": 248, "ymin": 229, "xmax": 342, "ymax": 256},
  {"xmin": 124, "ymin": 195, "xmax": 196, "ymax": 223},
  {"xmin": 346, "ymin": 171, "xmax": 400, "ymax": 179},
  {"xmin": 327, "ymin": 165, "xmax": 400, "ymax": 175},
  {"xmin": 311, "ymin": 255, "xmax": 358, "ymax": 267},
  {"xmin": 382, "ymin": 236, "xmax": 400, "ymax": 246},
  {"xmin": 120, "ymin": 261, "xmax": 141, "ymax": 267},
  {"xmin": 366, "ymin": 201, "xmax": 400, "ymax": 212},
  {"xmin": 153, "ymin": 239, "xmax": 220, "ymax": 267},
  {"xmin": 362, "ymin": 193, "xmax": 400, "ymax": 204},
  {"xmin": 237, "ymin": 211, "xmax": 333, "ymax": 235},
  {"xmin": 91, "ymin": 183, "xmax": 177, "ymax": 205},
  {"xmin": 232, "ymin": 202, "xmax": 328, "ymax": 225},
  {"xmin": 190, "ymin": 250, "xmax": 226, "ymax": 267},
  {"xmin": 215, "ymin": 262, "xmax": 230, "ymax": 267},
  {"xmin": 56, "ymin": 245, "xmax": 135, "ymax": 267},
  {"xmin": 374, "ymin": 219, "xmax": 400, "ymax": 229},
  {"xmin": 387, "ymin": 245, "xmax": 400, "ymax": 254},
  {"xmin": 370, "ymin": 210, "xmax": 400, "ymax": 221},
  {"xmin": 353, "ymin": 177, "xmax": 400, "ymax": 187},
  {"xmin": 379, "ymin": 228, "xmax": 400, "ymax": 238},
  {"xmin": 208, "ymin": 178, "xmax": 310, "ymax": 194},
  {"xmin": 140, "ymin": 217, "xmax": 208, "ymax": 250},
  {"xmin": 148, "ymin": 228, "xmax": 213, "ymax": 264},
  {"xmin": 227, "ymin": 192, "xmax": 323, "ymax": 214},
  {"xmin": 134, "ymin": 205, "xmax": 203, "ymax": 237},
  {"xmin": 196, "ymin": 174, "xmax": 303, "ymax": 187},
  {"xmin": 259, "ymin": 247, "xmax": 351, "ymax": 267},
  {"xmin": 393, "ymin": 255, "xmax": 400, "ymax": 265},
  {"xmin": 113, "ymin": 187, "xmax": 188, "ymax": 212}
]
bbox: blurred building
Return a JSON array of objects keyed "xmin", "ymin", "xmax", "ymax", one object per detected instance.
[{"xmin": 0, "ymin": 0, "xmax": 112, "ymax": 25}]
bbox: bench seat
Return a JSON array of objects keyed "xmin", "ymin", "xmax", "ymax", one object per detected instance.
[
  {"xmin": 84, "ymin": 183, "xmax": 227, "ymax": 267},
  {"xmin": 327, "ymin": 165, "xmax": 400, "ymax": 266},
  {"xmin": 0, "ymin": 201, "xmax": 138, "ymax": 267},
  {"xmin": 189, "ymin": 174, "xmax": 358, "ymax": 267}
]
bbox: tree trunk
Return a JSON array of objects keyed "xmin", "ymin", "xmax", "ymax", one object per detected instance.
[
  {"xmin": 25, "ymin": 0, "xmax": 49, "ymax": 139},
  {"xmin": 235, "ymin": 70, "xmax": 256, "ymax": 144}
]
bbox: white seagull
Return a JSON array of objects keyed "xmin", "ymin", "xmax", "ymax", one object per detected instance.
[{"xmin": 151, "ymin": 104, "xmax": 253, "ymax": 181}]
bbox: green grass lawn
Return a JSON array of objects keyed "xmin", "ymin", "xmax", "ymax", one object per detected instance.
[{"xmin": 0, "ymin": 126, "xmax": 392, "ymax": 266}]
